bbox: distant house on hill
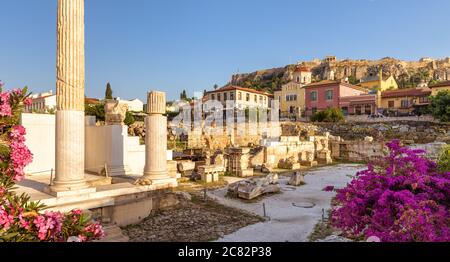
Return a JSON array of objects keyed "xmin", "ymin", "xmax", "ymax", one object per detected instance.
[{"xmin": 359, "ymin": 69, "xmax": 398, "ymax": 93}]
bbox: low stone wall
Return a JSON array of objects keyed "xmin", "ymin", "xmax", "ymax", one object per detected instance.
[
  {"xmin": 187, "ymin": 123, "xmax": 281, "ymax": 150},
  {"xmin": 316, "ymin": 121, "xmax": 450, "ymax": 144},
  {"xmin": 331, "ymin": 140, "xmax": 386, "ymax": 162}
]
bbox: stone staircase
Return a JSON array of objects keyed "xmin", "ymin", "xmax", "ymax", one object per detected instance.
[{"xmin": 98, "ymin": 224, "xmax": 130, "ymax": 242}]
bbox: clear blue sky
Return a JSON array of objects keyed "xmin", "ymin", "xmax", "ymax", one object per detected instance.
[{"xmin": 1, "ymin": 0, "xmax": 449, "ymax": 101}]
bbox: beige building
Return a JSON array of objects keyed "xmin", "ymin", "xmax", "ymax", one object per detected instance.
[
  {"xmin": 429, "ymin": 80, "xmax": 450, "ymax": 96},
  {"xmin": 274, "ymin": 66, "xmax": 312, "ymax": 118},
  {"xmin": 205, "ymin": 85, "xmax": 272, "ymax": 109},
  {"xmin": 116, "ymin": 98, "xmax": 144, "ymax": 112},
  {"xmin": 25, "ymin": 91, "xmax": 57, "ymax": 113}
]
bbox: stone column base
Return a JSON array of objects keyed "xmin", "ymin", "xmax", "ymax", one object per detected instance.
[{"xmin": 52, "ymin": 110, "xmax": 89, "ymax": 193}]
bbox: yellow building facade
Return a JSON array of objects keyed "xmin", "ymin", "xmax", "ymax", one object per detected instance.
[
  {"xmin": 379, "ymin": 87, "xmax": 431, "ymax": 115},
  {"xmin": 274, "ymin": 82, "xmax": 305, "ymax": 118},
  {"xmin": 429, "ymin": 80, "xmax": 450, "ymax": 96},
  {"xmin": 359, "ymin": 69, "xmax": 398, "ymax": 93},
  {"xmin": 274, "ymin": 66, "xmax": 312, "ymax": 119}
]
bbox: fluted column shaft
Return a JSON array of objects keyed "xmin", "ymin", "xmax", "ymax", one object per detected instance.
[
  {"xmin": 52, "ymin": 0, "xmax": 87, "ymax": 192},
  {"xmin": 144, "ymin": 92, "xmax": 170, "ymax": 182}
]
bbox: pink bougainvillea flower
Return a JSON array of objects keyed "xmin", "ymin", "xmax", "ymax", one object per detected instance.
[
  {"xmin": 331, "ymin": 140, "xmax": 450, "ymax": 242},
  {"xmin": 323, "ymin": 186, "xmax": 335, "ymax": 192}
]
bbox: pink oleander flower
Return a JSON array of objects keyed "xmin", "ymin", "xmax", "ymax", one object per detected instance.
[
  {"xmin": 77, "ymin": 235, "xmax": 88, "ymax": 242},
  {"xmin": 19, "ymin": 215, "xmax": 31, "ymax": 230},
  {"xmin": 83, "ymin": 222, "xmax": 105, "ymax": 239},
  {"xmin": 0, "ymin": 92, "xmax": 12, "ymax": 117},
  {"xmin": 24, "ymin": 98, "xmax": 32, "ymax": 106},
  {"xmin": 0, "ymin": 187, "xmax": 6, "ymax": 198},
  {"xmin": 0, "ymin": 206, "xmax": 15, "ymax": 230},
  {"xmin": 71, "ymin": 209, "xmax": 83, "ymax": 216},
  {"xmin": 10, "ymin": 125, "xmax": 26, "ymax": 141},
  {"xmin": 9, "ymin": 140, "xmax": 33, "ymax": 181},
  {"xmin": 33, "ymin": 211, "xmax": 64, "ymax": 241}
]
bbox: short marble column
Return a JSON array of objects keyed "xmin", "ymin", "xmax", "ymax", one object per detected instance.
[
  {"xmin": 50, "ymin": 0, "xmax": 89, "ymax": 193},
  {"xmin": 138, "ymin": 91, "xmax": 174, "ymax": 186}
]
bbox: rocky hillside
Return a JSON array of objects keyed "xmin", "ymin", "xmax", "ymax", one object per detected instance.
[{"xmin": 230, "ymin": 57, "xmax": 450, "ymax": 93}]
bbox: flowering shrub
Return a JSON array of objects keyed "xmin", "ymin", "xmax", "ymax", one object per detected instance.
[
  {"xmin": 438, "ymin": 145, "xmax": 450, "ymax": 173},
  {"xmin": 331, "ymin": 140, "xmax": 450, "ymax": 242},
  {"xmin": 0, "ymin": 82, "xmax": 104, "ymax": 242}
]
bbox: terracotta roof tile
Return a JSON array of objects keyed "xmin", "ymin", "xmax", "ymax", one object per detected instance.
[
  {"xmin": 381, "ymin": 88, "xmax": 431, "ymax": 98},
  {"xmin": 206, "ymin": 85, "xmax": 273, "ymax": 97},
  {"xmin": 429, "ymin": 80, "xmax": 450, "ymax": 88}
]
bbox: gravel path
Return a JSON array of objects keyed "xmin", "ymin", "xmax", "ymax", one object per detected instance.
[{"xmin": 208, "ymin": 164, "xmax": 365, "ymax": 242}]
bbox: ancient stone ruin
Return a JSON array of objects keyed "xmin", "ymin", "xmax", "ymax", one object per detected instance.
[{"xmin": 228, "ymin": 174, "xmax": 281, "ymax": 200}]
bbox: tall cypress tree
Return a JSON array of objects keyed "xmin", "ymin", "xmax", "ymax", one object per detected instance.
[{"xmin": 105, "ymin": 82, "xmax": 113, "ymax": 99}]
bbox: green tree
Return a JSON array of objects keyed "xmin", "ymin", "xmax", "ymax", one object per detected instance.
[
  {"xmin": 347, "ymin": 75, "xmax": 359, "ymax": 85},
  {"xmin": 105, "ymin": 82, "xmax": 113, "ymax": 99},
  {"xmin": 213, "ymin": 84, "xmax": 219, "ymax": 90},
  {"xmin": 124, "ymin": 111, "xmax": 135, "ymax": 126},
  {"xmin": 85, "ymin": 103, "xmax": 105, "ymax": 121},
  {"xmin": 180, "ymin": 90, "xmax": 187, "ymax": 100},
  {"xmin": 310, "ymin": 108, "xmax": 344, "ymax": 122},
  {"xmin": 438, "ymin": 145, "xmax": 450, "ymax": 172},
  {"xmin": 429, "ymin": 90, "xmax": 450, "ymax": 122}
]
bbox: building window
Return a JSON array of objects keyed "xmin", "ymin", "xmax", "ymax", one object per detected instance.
[
  {"xmin": 260, "ymin": 96, "xmax": 263, "ymax": 104},
  {"xmin": 365, "ymin": 105, "xmax": 372, "ymax": 115},
  {"xmin": 310, "ymin": 91, "xmax": 318, "ymax": 102},
  {"xmin": 224, "ymin": 92, "xmax": 228, "ymax": 101},
  {"xmin": 297, "ymin": 77, "xmax": 300, "ymax": 83},
  {"xmin": 217, "ymin": 93, "xmax": 221, "ymax": 101},
  {"xmin": 341, "ymin": 107, "xmax": 349, "ymax": 116},
  {"xmin": 325, "ymin": 90, "xmax": 333, "ymax": 100},
  {"xmin": 355, "ymin": 106, "xmax": 362, "ymax": 115},
  {"xmin": 211, "ymin": 94, "xmax": 215, "ymax": 100},
  {"xmin": 419, "ymin": 96, "xmax": 430, "ymax": 103},
  {"xmin": 246, "ymin": 93, "xmax": 250, "ymax": 102},
  {"xmin": 401, "ymin": 100, "xmax": 409, "ymax": 108},
  {"xmin": 238, "ymin": 92, "xmax": 242, "ymax": 100},
  {"xmin": 230, "ymin": 93, "xmax": 234, "ymax": 100},
  {"xmin": 388, "ymin": 101, "xmax": 395, "ymax": 108},
  {"xmin": 312, "ymin": 107, "xmax": 317, "ymax": 114}
]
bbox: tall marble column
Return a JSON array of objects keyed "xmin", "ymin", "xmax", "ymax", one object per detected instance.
[
  {"xmin": 51, "ymin": 0, "xmax": 88, "ymax": 192},
  {"xmin": 142, "ymin": 91, "xmax": 170, "ymax": 184}
]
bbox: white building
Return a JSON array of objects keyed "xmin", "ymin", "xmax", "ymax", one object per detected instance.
[
  {"xmin": 205, "ymin": 85, "xmax": 273, "ymax": 110},
  {"xmin": 116, "ymin": 98, "xmax": 144, "ymax": 112},
  {"xmin": 25, "ymin": 91, "xmax": 57, "ymax": 113}
]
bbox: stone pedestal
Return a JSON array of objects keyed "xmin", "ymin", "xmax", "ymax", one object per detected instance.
[
  {"xmin": 226, "ymin": 147, "xmax": 254, "ymax": 177},
  {"xmin": 50, "ymin": 0, "xmax": 90, "ymax": 194}
]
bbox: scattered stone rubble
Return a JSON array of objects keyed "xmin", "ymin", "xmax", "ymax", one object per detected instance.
[
  {"xmin": 288, "ymin": 172, "xmax": 305, "ymax": 186},
  {"xmin": 227, "ymin": 174, "xmax": 281, "ymax": 200}
]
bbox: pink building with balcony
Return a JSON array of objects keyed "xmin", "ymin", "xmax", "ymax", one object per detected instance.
[{"xmin": 304, "ymin": 80, "xmax": 368, "ymax": 116}]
